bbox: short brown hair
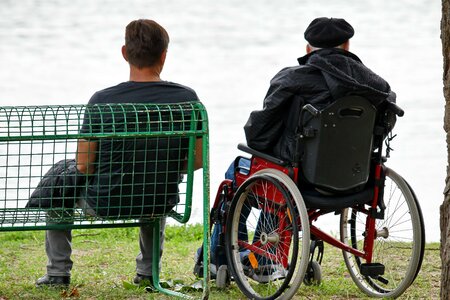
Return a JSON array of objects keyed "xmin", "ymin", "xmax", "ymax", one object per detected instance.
[{"xmin": 124, "ymin": 19, "xmax": 170, "ymax": 68}]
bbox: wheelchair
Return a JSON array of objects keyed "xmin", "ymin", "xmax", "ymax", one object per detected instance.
[{"xmin": 213, "ymin": 95, "xmax": 425, "ymax": 299}]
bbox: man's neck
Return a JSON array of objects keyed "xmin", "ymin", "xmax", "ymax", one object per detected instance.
[{"xmin": 129, "ymin": 65, "xmax": 162, "ymax": 82}]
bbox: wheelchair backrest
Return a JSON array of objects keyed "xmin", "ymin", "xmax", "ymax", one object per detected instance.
[{"xmin": 300, "ymin": 95, "xmax": 377, "ymax": 192}]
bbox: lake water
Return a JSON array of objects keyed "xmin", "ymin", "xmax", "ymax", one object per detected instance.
[{"xmin": 0, "ymin": 0, "xmax": 444, "ymax": 242}]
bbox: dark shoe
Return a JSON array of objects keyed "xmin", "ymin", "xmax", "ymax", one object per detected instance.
[
  {"xmin": 36, "ymin": 274, "xmax": 70, "ymax": 287},
  {"xmin": 133, "ymin": 273, "xmax": 154, "ymax": 287}
]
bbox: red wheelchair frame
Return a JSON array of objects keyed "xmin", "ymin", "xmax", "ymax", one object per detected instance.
[
  {"xmin": 232, "ymin": 155, "xmax": 385, "ymax": 264},
  {"xmin": 215, "ymin": 152, "xmax": 424, "ymax": 300}
]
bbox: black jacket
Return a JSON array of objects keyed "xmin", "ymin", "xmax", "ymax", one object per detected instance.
[{"xmin": 244, "ymin": 48, "xmax": 396, "ymax": 162}]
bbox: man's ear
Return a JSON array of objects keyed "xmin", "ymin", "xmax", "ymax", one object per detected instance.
[
  {"xmin": 160, "ymin": 49, "xmax": 167, "ymax": 65},
  {"xmin": 342, "ymin": 40, "xmax": 350, "ymax": 51},
  {"xmin": 121, "ymin": 45, "xmax": 128, "ymax": 61}
]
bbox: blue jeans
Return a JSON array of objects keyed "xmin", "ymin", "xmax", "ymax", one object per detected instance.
[
  {"xmin": 224, "ymin": 157, "xmax": 251, "ymax": 180},
  {"xmin": 225, "ymin": 157, "xmax": 251, "ymax": 243},
  {"xmin": 209, "ymin": 158, "xmax": 251, "ymax": 266}
]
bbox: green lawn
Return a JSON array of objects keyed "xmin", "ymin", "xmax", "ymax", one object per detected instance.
[{"xmin": 0, "ymin": 225, "xmax": 440, "ymax": 299}]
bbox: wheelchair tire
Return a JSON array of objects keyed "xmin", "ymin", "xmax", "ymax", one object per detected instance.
[
  {"xmin": 225, "ymin": 170, "xmax": 310, "ymax": 300},
  {"xmin": 303, "ymin": 260, "xmax": 322, "ymax": 286},
  {"xmin": 216, "ymin": 265, "xmax": 230, "ymax": 288},
  {"xmin": 340, "ymin": 167, "xmax": 425, "ymax": 298}
]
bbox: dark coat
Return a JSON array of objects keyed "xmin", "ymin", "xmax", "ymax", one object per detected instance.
[
  {"xmin": 244, "ymin": 48, "xmax": 396, "ymax": 162},
  {"xmin": 26, "ymin": 159, "xmax": 85, "ymax": 208}
]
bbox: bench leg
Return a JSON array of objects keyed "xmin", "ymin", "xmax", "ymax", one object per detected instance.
[{"xmin": 150, "ymin": 219, "xmax": 194, "ymax": 299}]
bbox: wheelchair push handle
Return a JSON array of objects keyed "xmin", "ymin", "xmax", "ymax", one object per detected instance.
[
  {"xmin": 386, "ymin": 101, "xmax": 404, "ymax": 117},
  {"xmin": 302, "ymin": 104, "xmax": 320, "ymax": 117}
]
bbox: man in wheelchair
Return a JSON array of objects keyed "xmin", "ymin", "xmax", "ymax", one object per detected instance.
[
  {"xmin": 230, "ymin": 14, "xmax": 398, "ymax": 276},
  {"xmin": 196, "ymin": 17, "xmax": 423, "ymax": 300}
]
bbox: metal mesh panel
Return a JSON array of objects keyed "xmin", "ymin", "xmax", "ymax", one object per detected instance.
[{"xmin": 0, "ymin": 102, "xmax": 208, "ymax": 231}]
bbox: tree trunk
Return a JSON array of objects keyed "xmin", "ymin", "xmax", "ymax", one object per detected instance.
[{"xmin": 441, "ymin": 0, "xmax": 450, "ymax": 299}]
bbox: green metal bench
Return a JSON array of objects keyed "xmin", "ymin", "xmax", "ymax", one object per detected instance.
[{"xmin": 0, "ymin": 102, "xmax": 210, "ymax": 299}]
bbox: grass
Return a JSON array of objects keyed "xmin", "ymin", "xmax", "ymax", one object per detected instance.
[{"xmin": 0, "ymin": 224, "xmax": 440, "ymax": 299}]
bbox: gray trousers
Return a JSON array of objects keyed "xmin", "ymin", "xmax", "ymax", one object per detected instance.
[{"xmin": 45, "ymin": 204, "xmax": 165, "ymax": 277}]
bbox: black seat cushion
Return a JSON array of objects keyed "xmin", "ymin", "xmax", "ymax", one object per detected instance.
[{"xmin": 301, "ymin": 185, "xmax": 374, "ymax": 210}]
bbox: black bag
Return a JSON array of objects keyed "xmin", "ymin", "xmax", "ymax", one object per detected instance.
[{"xmin": 26, "ymin": 159, "xmax": 85, "ymax": 208}]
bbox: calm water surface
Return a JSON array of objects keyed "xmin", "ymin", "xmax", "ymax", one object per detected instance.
[{"xmin": 0, "ymin": 0, "xmax": 444, "ymax": 241}]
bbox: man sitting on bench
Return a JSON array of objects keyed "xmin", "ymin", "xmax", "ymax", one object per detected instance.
[{"xmin": 33, "ymin": 19, "xmax": 202, "ymax": 288}]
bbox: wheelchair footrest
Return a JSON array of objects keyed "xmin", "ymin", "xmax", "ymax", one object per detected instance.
[{"xmin": 360, "ymin": 263, "xmax": 385, "ymax": 276}]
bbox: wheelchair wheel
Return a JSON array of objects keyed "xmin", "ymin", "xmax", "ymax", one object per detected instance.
[
  {"xmin": 303, "ymin": 260, "xmax": 322, "ymax": 286},
  {"xmin": 225, "ymin": 170, "xmax": 310, "ymax": 300},
  {"xmin": 340, "ymin": 167, "xmax": 425, "ymax": 298},
  {"xmin": 216, "ymin": 265, "xmax": 230, "ymax": 288}
]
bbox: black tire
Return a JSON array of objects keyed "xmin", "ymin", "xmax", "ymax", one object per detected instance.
[
  {"xmin": 216, "ymin": 265, "xmax": 230, "ymax": 288},
  {"xmin": 303, "ymin": 261, "xmax": 322, "ymax": 286}
]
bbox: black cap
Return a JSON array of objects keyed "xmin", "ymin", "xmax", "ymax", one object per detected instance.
[{"xmin": 304, "ymin": 17, "xmax": 354, "ymax": 48}]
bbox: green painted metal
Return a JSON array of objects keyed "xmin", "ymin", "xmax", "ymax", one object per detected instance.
[
  {"xmin": 201, "ymin": 119, "xmax": 211, "ymax": 298},
  {"xmin": 0, "ymin": 101, "xmax": 210, "ymax": 299}
]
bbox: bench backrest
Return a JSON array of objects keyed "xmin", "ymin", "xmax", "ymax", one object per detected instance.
[{"xmin": 0, "ymin": 102, "xmax": 209, "ymax": 230}]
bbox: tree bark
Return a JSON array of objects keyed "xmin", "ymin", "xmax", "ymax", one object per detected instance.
[{"xmin": 441, "ymin": 0, "xmax": 450, "ymax": 299}]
